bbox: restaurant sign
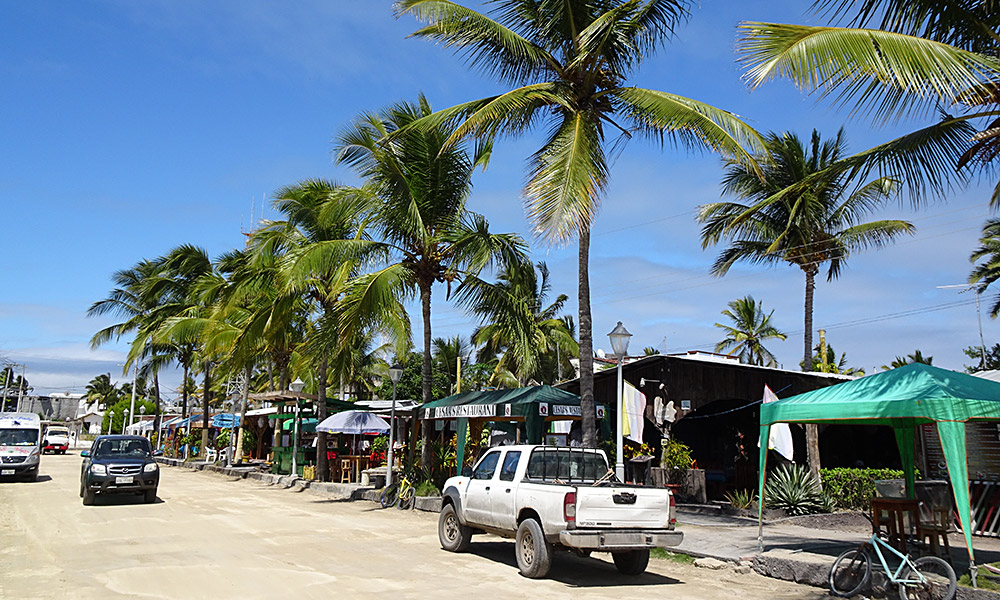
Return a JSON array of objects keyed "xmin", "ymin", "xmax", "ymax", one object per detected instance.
[{"xmin": 432, "ymin": 405, "xmax": 497, "ymax": 419}]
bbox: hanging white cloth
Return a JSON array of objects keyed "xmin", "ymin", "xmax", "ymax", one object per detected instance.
[
  {"xmin": 622, "ymin": 381, "xmax": 646, "ymax": 443},
  {"xmin": 760, "ymin": 385, "xmax": 794, "ymax": 461}
]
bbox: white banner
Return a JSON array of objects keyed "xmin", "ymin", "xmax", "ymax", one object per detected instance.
[{"xmin": 432, "ymin": 405, "xmax": 497, "ymax": 419}]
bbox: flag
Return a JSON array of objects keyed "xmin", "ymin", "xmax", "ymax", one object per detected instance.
[
  {"xmin": 622, "ymin": 381, "xmax": 646, "ymax": 443},
  {"xmin": 761, "ymin": 385, "xmax": 794, "ymax": 461}
]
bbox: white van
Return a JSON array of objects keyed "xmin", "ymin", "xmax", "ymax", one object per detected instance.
[{"xmin": 0, "ymin": 413, "xmax": 42, "ymax": 481}]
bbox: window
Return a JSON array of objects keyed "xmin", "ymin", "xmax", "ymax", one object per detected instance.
[
  {"xmin": 94, "ymin": 437, "xmax": 151, "ymax": 458},
  {"xmin": 499, "ymin": 451, "xmax": 521, "ymax": 482},
  {"xmin": 473, "ymin": 451, "xmax": 500, "ymax": 480},
  {"xmin": 525, "ymin": 448, "xmax": 609, "ymax": 483}
]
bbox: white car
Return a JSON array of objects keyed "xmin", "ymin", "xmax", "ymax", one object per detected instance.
[
  {"xmin": 438, "ymin": 445, "xmax": 681, "ymax": 578},
  {"xmin": 43, "ymin": 426, "xmax": 71, "ymax": 454}
]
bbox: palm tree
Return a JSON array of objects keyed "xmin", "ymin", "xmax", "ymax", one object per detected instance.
[
  {"xmin": 396, "ymin": 0, "xmax": 765, "ymax": 447},
  {"xmin": 714, "ymin": 295, "xmax": 786, "ymax": 367},
  {"xmin": 970, "ymin": 217, "xmax": 1000, "ymax": 316},
  {"xmin": 737, "ymin": 1, "xmax": 997, "ymax": 205},
  {"xmin": 459, "ymin": 261, "xmax": 578, "ymax": 386},
  {"xmin": 432, "ymin": 335, "xmax": 473, "ymax": 394},
  {"xmin": 334, "ymin": 96, "xmax": 527, "ymax": 467},
  {"xmin": 85, "ymin": 373, "xmax": 120, "ymax": 410},
  {"xmin": 806, "ymin": 343, "xmax": 864, "ymax": 376},
  {"xmin": 885, "ymin": 349, "xmax": 934, "ymax": 370},
  {"xmin": 698, "ymin": 129, "xmax": 915, "ymax": 476}
]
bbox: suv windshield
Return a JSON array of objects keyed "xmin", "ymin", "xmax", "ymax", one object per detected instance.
[
  {"xmin": 93, "ymin": 438, "xmax": 150, "ymax": 458},
  {"xmin": 0, "ymin": 429, "xmax": 39, "ymax": 446}
]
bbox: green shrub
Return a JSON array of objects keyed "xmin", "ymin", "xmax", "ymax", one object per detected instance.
[
  {"xmin": 765, "ymin": 464, "xmax": 823, "ymax": 515},
  {"xmin": 662, "ymin": 438, "xmax": 694, "ymax": 469},
  {"xmin": 414, "ymin": 480, "xmax": 440, "ymax": 497},
  {"xmin": 819, "ymin": 467, "xmax": 911, "ymax": 511}
]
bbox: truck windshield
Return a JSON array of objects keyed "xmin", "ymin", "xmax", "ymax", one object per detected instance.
[
  {"xmin": 0, "ymin": 429, "xmax": 39, "ymax": 446},
  {"xmin": 525, "ymin": 448, "xmax": 608, "ymax": 483},
  {"xmin": 93, "ymin": 438, "xmax": 150, "ymax": 458}
]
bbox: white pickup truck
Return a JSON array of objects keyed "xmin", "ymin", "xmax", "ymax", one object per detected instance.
[{"xmin": 438, "ymin": 444, "xmax": 682, "ymax": 578}]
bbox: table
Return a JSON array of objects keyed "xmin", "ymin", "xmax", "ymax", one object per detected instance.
[
  {"xmin": 872, "ymin": 498, "xmax": 920, "ymax": 553},
  {"xmin": 337, "ymin": 455, "xmax": 370, "ymax": 483}
]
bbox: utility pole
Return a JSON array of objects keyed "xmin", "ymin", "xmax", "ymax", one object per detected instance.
[
  {"xmin": 15, "ymin": 365, "xmax": 25, "ymax": 412},
  {"xmin": 1, "ymin": 365, "xmax": 10, "ymax": 412}
]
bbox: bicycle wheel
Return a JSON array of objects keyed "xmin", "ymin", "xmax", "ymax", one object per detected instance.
[
  {"xmin": 829, "ymin": 548, "xmax": 871, "ymax": 597},
  {"xmin": 379, "ymin": 483, "xmax": 399, "ymax": 509},
  {"xmin": 397, "ymin": 485, "xmax": 415, "ymax": 510},
  {"xmin": 898, "ymin": 556, "xmax": 956, "ymax": 600}
]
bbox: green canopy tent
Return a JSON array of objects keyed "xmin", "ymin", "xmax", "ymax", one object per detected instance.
[
  {"xmin": 757, "ymin": 363, "xmax": 1000, "ymax": 578},
  {"xmin": 420, "ymin": 385, "xmax": 605, "ymax": 472}
]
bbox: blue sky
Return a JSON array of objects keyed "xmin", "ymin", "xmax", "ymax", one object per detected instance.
[{"xmin": 1, "ymin": 1, "xmax": 995, "ymax": 398}]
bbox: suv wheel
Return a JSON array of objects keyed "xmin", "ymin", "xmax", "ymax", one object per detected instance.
[
  {"xmin": 144, "ymin": 488, "xmax": 157, "ymax": 504},
  {"xmin": 82, "ymin": 488, "xmax": 96, "ymax": 506}
]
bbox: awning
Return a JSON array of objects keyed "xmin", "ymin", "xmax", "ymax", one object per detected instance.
[
  {"xmin": 212, "ymin": 413, "xmax": 241, "ymax": 428},
  {"xmin": 281, "ymin": 418, "xmax": 317, "ymax": 433},
  {"xmin": 756, "ymin": 363, "xmax": 1000, "ymax": 571}
]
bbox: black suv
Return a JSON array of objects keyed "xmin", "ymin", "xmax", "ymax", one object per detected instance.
[{"xmin": 80, "ymin": 435, "xmax": 161, "ymax": 505}]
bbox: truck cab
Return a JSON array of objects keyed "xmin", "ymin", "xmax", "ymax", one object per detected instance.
[
  {"xmin": 43, "ymin": 425, "xmax": 71, "ymax": 454},
  {"xmin": 0, "ymin": 412, "xmax": 42, "ymax": 481}
]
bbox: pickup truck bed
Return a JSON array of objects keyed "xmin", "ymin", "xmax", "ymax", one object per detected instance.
[{"xmin": 439, "ymin": 445, "xmax": 682, "ymax": 578}]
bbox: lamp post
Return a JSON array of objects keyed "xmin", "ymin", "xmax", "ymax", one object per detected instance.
[
  {"xmin": 607, "ymin": 321, "xmax": 632, "ymax": 481},
  {"xmin": 226, "ymin": 397, "xmax": 236, "ymax": 468},
  {"xmin": 385, "ymin": 363, "xmax": 404, "ymax": 488},
  {"xmin": 140, "ymin": 405, "xmax": 147, "ymax": 439},
  {"xmin": 289, "ymin": 378, "xmax": 305, "ymax": 477},
  {"xmin": 107, "ymin": 409, "xmax": 114, "ymax": 435},
  {"xmin": 123, "ymin": 409, "xmax": 129, "ymax": 434}
]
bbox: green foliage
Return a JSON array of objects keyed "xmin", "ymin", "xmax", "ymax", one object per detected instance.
[
  {"xmin": 414, "ymin": 480, "xmax": 440, "ymax": 497},
  {"xmin": 662, "ymin": 438, "xmax": 694, "ymax": 469},
  {"xmin": 964, "ymin": 343, "xmax": 1000, "ymax": 373},
  {"xmin": 370, "ymin": 434, "xmax": 388, "ymax": 453},
  {"xmin": 101, "ymin": 397, "xmax": 157, "ymax": 434},
  {"xmin": 819, "ymin": 467, "xmax": 911, "ymax": 511},
  {"xmin": 215, "ymin": 430, "xmax": 231, "ymax": 450},
  {"xmin": 764, "ymin": 464, "xmax": 823, "ymax": 515},
  {"xmin": 376, "ymin": 352, "xmax": 451, "ymax": 402},
  {"xmin": 239, "ymin": 428, "xmax": 256, "ymax": 453},
  {"xmin": 650, "ymin": 549, "xmax": 695, "ymax": 563},
  {"xmin": 724, "ymin": 488, "xmax": 757, "ymax": 509}
]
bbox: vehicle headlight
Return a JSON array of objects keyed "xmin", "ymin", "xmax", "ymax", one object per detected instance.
[
  {"xmin": 91, "ymin": 464, "xmax": 107, "ymax": 476},
  {"xmin": 143, "ymin": 463, "xmax": 158, "ymax": 473}
]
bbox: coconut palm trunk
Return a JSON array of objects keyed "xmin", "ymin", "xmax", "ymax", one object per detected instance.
[
  {"xmin": 153, "ymin": 370, "xmax": 162, "ymax": 436},
  {"xmin": 420, "ymin": 280, "xmax": 433, "ymax": 469},
  {"xmin": 578, "ymin": 227, "xmax": 596, "ymax": 448},
  {"xmin": 315, "ymin": 356, "xmax": 329, "ymax": 481},
  {"xmin": 201, "ymin": 362, "xmax": 211, "ymax": 458},
  {"xmin": 802, "ymin": 266, "xmax": 821, "ymax": 480}
]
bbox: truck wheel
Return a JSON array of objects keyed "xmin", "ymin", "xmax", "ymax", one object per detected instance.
[
  {"xmin": 82, "ymin": 488, "xmax": 96, "ymax": 506},
  {"xmin": 79, "ymin": 481, "xmax": 84, "ymax": 498},
  {"xmin": 144, "ymin": 489, "xmax": 157, "ymax": 504},
  {"xmin": 612, "ymin": 549, "xmax": 650, "ymax": 575},
  {"xmin": 438, "ymin": 504, "xmax": 471, "ymax": 552},
  {"xmin": 515, "ymin": 519, "xmax": 552, "ymax": 579}
]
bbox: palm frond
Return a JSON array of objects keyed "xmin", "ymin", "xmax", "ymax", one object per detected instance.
[{"xmin": 737, "ymin": 23, "xmax": 1000, "ymax": 122}]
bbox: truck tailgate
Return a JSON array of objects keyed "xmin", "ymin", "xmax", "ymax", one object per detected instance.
[{"xmin": 574, "ymin": 487, "xmax": 670, "ymax": 529}]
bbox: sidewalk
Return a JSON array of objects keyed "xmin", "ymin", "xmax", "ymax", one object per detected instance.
[{"xmin": 675, "ymin": 507, "xmax": 1000, "ymax": 598}]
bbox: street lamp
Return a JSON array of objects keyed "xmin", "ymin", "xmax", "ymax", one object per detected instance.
[
  {"xmin": 123, "ymin": 409, "xmax": 130, "ymax": 434},
  {"xmin": 107, "ymin": 409, "xmax": 115, "ymax": 435},
  {"xmin": 289, "ymin": 378, "xmax": 305, "ymax": 477},
  {"xmin": 386, "ymin": 363, "xmax": 404, "ymax": 488},
  {"xmin": 607, "ymin": 321, "xmax": 632, "ymax": 481}
]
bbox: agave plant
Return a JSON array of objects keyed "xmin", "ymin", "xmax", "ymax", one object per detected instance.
[
  {"xmin": 723, "ymin": 488, "xmax": 757, "ymax": 510},
  {"xmin": 764, "ymin": 464, "xmax": 823, "ymax": 515}
]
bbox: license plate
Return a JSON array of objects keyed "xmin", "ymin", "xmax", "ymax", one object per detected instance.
[
  {"xmin": 1, "ymin": 469, "xmax": 13, "ymax": 475},
  {"xmin": 115, "ymin": 476, "xmax": 134, "ymax": 484}
]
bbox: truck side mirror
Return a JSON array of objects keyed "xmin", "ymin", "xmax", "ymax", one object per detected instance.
[
  {"xmin": 80, "ymin": 450, "xmax": 90, "ymax": 458},
  {"xmin": 462, "ymin": 466, "xmax": 473, "ymax": 478}
]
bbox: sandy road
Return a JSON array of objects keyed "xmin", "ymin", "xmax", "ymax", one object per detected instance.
[{"xmin": 0, "ymin": 452, "xmax": 827, "ymax": 600}]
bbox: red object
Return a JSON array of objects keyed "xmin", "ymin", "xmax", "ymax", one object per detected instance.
[
  {"xmin": 563, "ymin": 491, "xmax": 576, "ymax": 524},
  {"xmin": 326, "ymin": 451, "xmax": 338, "ymax": 462}
]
